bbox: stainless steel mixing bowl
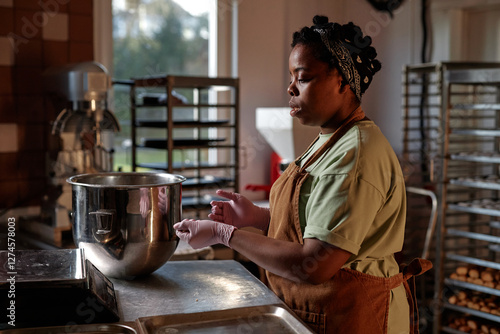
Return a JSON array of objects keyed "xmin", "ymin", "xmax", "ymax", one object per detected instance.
[{"xmin": 67, "ymin": 172, "xmax": 186, "ymax": 279}]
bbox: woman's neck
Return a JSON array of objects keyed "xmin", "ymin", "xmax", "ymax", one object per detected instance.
[{"xmin": 320, "ymin": 103, "xmax": 362, "ymax": 134}]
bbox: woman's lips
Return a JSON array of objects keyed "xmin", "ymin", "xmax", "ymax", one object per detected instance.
[
  {"xmin": 289, "ymin": 102, "xmax": 301, "ymax": 117},
  {"xmin": 290, "ymin": 107, "xmax": 300, "ymax": 117}
]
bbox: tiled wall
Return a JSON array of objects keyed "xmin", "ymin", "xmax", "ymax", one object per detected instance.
[{"xmin": 0, "ymin": 0, "xmax": 94, "ymax": 209}]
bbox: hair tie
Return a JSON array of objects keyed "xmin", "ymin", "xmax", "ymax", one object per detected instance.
[{"xmin": 314, "ymin": 28, "xmax": 362, "ymax": 101}]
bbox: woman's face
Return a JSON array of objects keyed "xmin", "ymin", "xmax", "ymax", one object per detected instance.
[{"xmin": 288, "ymin": 43, "xmax": 351, "ymax": 132}]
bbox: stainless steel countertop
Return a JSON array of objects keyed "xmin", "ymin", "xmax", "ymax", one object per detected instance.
[{"xmin": 111, "ymin": 260, "xmax": 283, "ymax": 322}]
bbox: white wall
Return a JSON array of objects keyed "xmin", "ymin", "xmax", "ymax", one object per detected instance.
[
  {"xmin": 431, "ymin": 1, "xmax": 500, "ymax": 62},
  {"xmin": 237, "ymin": 0, "xmax": 286, "ymax": 200},
  {"xmin": 431, "ymin": 0, "xmax": 500, "ymax": 62},
  {"xmin": 342, "ymin": 0, "xmax": 421, "ymax": 152},
  {"xmin": 466, "ymin": 7, "xmax": 500, "ymax": 60}
]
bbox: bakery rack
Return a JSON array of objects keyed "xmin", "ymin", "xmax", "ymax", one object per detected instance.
[
  {"xmin": 130, "ymin": 75, "xmax": 240, "ymax": 218},
  {"xmin": 402, "ymin": 63, "xmax": 500, "ymax": 333},
  {"xmin": 434, "ymin": 65, "xmax": 500, "ymax": 334}
]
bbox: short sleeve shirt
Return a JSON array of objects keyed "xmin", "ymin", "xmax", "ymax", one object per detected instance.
[{"xmin": 298, "ymin": 120, "xmax": 406, "ymax": 269}]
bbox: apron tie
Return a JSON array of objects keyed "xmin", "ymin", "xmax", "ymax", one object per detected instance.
[{"xmin": 400, "ymin": 258, "xmax": 433, "ymax": 334}]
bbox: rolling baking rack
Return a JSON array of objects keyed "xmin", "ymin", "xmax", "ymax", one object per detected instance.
[
  {"xmin": 434, "ymin": 65, "xmax": 500, "ymax": 334},
  {"xmin": 402, "ymin": 63, "xmax": 448, "ymax": 333},
  {"xmin": 402, "ymin": 63, "xmax": 500, "ymax": 334},
  {"xmin": 130, "ymin": 75, "xmax": 240, "ymax": 219}
]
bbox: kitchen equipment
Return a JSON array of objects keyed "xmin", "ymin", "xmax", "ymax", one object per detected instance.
[
  {"xmin": 0, "ymin": 324, "xmax": 137, "ymax": 334},
  {"xmin": 256, "ymin": 107, "xmax": 319, "ymax": 164},
  {"xmin": 67, "ymin": 172, "xmax": 185, "ymax": 279},
  {"xmin": 41, "ymin": 62, "xmax": 120, "ymax": 229},
  {"xmin": 136, "ymin": 305, "xmax": 315, "ymax": 333},
  {"xmin": 247, "ymin": 108, "xmax": 318, "ymax": 197},
  {"xmin": 0, "ymin": 249, "xmax": 119, "ymax": 329}
]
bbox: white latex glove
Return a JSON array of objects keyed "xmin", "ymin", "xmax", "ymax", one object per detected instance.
[
  {"xmin": 158, "ymin": 187, "xmax": 169, "ymax": 214},
  {"xmin": 174, "ymin": 219, "xmax": 237, "ymax": 249},
  {"xmin": 139, "ymin": 188, "xmax": 150, "ymax": 218},
  {"xmin": 208, "ymin": 190, "xmax": 270, "ymax": 231}
]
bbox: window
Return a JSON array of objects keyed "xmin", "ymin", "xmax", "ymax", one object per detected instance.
[
  {"xmin": 113, "ymin": 0, "xmax": 213, "ymax": 79},
  {"xmin": 110, "ymin": 0, "xmax": 219, "ymax": 171}
]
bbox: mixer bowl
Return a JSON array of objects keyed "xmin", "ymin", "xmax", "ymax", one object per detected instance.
[{"xmin": 67, "ymin": 172, "xmax": 186, "ymax": 279}]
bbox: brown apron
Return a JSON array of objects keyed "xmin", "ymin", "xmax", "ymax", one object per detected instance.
[{"xmin": 266, "ymin": 107, "xmax": 432, "ymax": 334}]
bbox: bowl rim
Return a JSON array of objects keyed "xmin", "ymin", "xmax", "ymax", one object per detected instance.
[{"xmin": 66, "ymin": 172, "xmax": 186, "ymax": 188}]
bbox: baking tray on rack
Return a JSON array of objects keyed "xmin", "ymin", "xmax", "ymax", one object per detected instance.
[
  {"xmin": 448, "ymin": 201, "xmax": 500, "ymax": 217},
  {"xmin": 136, "ymin": 120, "xmax": 230, "ymax": 127},
  {"xmin": 181, "ymin": 194, "xmax": 216, "ymax": 209},
  {"xmin": 450, "ymin": 152, "xmax": 500, "ymax": 164},
  {"xmin": 141, "ymin": 138, "xmax": 226, "ymax": 148},
  {"xmin": 135, "ymin": 161, "xmax": 227, "ymax": 170},
  {"xmin": 136, "ymin": 304, "xmax": 314, "ymax": 334},
  {"xmin": 182, "ymin": 176, "xmax": 233, "ymax": 189}
]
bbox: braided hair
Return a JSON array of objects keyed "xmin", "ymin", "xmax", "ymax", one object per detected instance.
[{"xmin": 291, "ymin": 15, "xmax": 381, "ymax": 100}]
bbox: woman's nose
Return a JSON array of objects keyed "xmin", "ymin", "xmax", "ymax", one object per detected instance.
[{"xmin": 287, "ymin": 84, "xmax": 297, "ymax": 96}]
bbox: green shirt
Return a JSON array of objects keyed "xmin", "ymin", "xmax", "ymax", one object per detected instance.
[{"xmin": 298, "ymin": 120, "xmax": 409, "ymax": 333}]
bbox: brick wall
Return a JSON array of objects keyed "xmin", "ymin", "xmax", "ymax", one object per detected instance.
[{"xmin": 0, "ymin": 0, "xmax": 94, "ymax": 209}]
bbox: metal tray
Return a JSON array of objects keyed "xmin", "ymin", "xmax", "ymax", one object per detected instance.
[
  {"xmin": 136, "ymin": 120, "xmax": 229, "ymax": 127},
  {"xmin": 0, "ymin": 323, "xmax": 137, "ymax": 334},
  {"xmin": 141, "ymin": 138, "xmax": 226, "ymax": 148},
  {"xmin": 182, "ymin": 176, "xmax": 233, "ymax": 189},
  {"xmin": 136, "ymin": 304, "xmax": 314, "ymax": 334}
]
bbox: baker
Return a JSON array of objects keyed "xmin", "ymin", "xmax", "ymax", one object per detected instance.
[{"xmin": 174, "ymin": 15, "xmax": 431, "ymax": 334}]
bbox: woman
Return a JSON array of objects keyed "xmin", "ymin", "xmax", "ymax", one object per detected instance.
[{"xmin": 174, "ymin": 15, "xmax": 431, "ymax": 334}]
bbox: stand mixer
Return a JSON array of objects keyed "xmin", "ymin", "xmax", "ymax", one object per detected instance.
[{"xmin": 42, "ymin": 61, "xmax": 120, "ymax": 229}]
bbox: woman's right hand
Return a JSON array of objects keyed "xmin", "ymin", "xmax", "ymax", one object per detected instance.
[{"xmin": 209, "ymin": 190, "xmax": 270, "ymax": 231}]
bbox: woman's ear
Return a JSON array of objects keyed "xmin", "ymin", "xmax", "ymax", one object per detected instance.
[{"xmin": 340, "ymin": 81, "xmax": 351, "ymax": 94}]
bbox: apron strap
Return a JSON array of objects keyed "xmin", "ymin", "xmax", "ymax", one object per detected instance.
[
  {"xmin": 403, "ymin": 278, "xmax": 419, "ymax": 334},
  {"xmin": 298, "ymin": 106, "xmax": 367, "ymax": 171},
  {"xmin": 400, "ymin": 258, "xmax": 433, "ymax": 334}
]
